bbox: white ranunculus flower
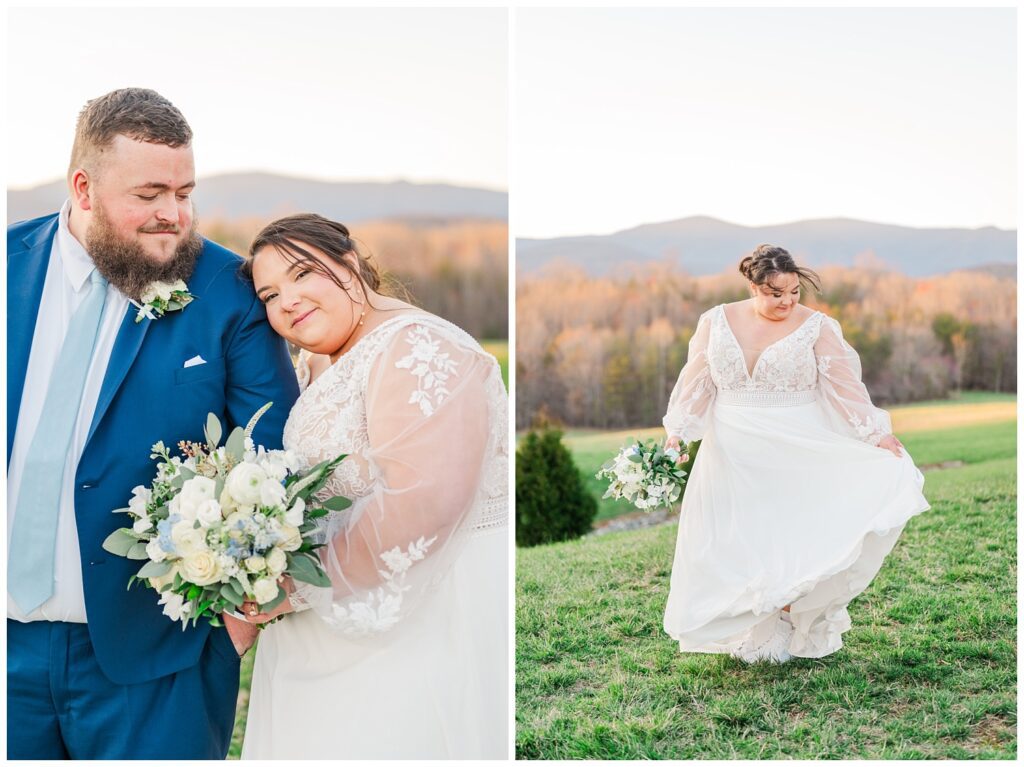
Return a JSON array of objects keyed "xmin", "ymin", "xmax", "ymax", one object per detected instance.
[
  {"xmin": 171, "ymin": 520, "xmax": 207, "ymax": 557},
  {"xmin": 265, "ymin": 547, "xmax": 287, "ymax": 576},
  {"xmin": 253, "ymin": 577, "xmax": 280, "ymax": 604},
  {"xmin": 285, "ymin": 497, "xmax": 305, "ymax": 527},
  {"xmin": 226, "ymin": 463, "xmax": 268, "ymax": 506},
  {"xmin": 146, "ymin": 538, "xmax": 168, "ymax": 563},
  {"xmin": 244, "ymin": 555, "xmax": 266, "ymax": 573},
  {"xmin": 180, "ymin": 550, "xmax": 224, "ymax": 586},
  {"xmin": 180, "ymin": 475, "xmax": 216, "ymax": 506},
  {"xmin": 195, "ymin": 498, "xmax": 223, "ymax": 528},
  {"xmin": 277, "ymin": 524, "xmax": 303, "ymax": 552},
  {"xmin": 259, "ymin": 479, "xmax": 287, "ymax": 509}
]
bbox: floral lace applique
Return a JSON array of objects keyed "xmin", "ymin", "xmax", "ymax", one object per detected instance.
[
  {"xmin": 395, "ymin": 326, "xmax": 460, "ymax": 417},
  {"xmin": 327, "ymin": 535, "xmax": 437, "ymax": 635}
]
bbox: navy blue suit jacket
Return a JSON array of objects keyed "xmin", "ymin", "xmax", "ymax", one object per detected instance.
[{"xmin": 7, "ymin": 213, "xmax": 299, "ymax": 685}]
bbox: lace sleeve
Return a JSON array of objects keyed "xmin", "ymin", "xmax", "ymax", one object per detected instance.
[
  {"xmin": 663, "ymin": 310, "xmax": 715, "ymax": 443},
  {"xmin": 814, "ymin": 316, "xmax": 892, "ymax": 445},
  {"xmin": 292, "ymin": 323, "xmax": 502, "ymax": 635}
]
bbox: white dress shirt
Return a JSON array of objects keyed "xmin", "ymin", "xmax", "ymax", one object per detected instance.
[{"xmin": 7, "ymin": 201, "xmax": 130, "ymax": 623}]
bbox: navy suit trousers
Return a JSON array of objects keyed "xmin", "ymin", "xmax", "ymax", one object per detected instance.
[{"xmin": 7, "ymin": 619, "xmax": 241, "ymax": 759}]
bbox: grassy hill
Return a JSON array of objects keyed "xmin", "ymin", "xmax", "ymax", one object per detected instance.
[{"xmin": 516, "ymin": 399, "xmax": 1017, "ymax": 759}]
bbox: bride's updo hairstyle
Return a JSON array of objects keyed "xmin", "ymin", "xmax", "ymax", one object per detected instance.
[
  {"xmin": 739, "ymin": 244, "xmax": 821, "ymax": 293},
  {"xmin": 242, "ymin": 213, "xmax": 393, "ymax": 299}
]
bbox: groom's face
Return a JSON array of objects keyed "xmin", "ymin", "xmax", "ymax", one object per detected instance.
[{"xmin": 85, "ymin": 135, "xmax": 196, "ymax": 263}]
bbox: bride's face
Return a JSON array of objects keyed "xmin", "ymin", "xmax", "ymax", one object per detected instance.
[
  {"xmin": 751, "ymin": 272, "xmax": 800, "ymax": 321},
  {"xmin": 251, "ymin": 242, "xmax": 362, "ymax": 356}
]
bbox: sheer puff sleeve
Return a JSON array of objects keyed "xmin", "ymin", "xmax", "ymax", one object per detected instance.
[
  {"xmin": 290, "ymin": 322, "xmax": 504, "ymax": 636},
  {"xmin": 814, "ymin": 315, "xmax": 892, "ymax": 446},
  {"xmin": 663, "ymin": 309, "xmax": 715, "ymax": 443}
]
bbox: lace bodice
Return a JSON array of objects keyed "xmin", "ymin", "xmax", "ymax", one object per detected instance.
[
  {"xmin": 664, "ymin": 304, "xmax": 892, "ymax": 446},
  {"xmin": 283, "ymin": 312, "xmax": 508, "ymax": 635},
  {"xmin": 708, "ymin": 305, "xmax": 822, "ymax": 392}
]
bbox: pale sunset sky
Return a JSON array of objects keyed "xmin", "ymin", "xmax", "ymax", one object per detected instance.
[
  {"xmin": 515, "ymin": 7, "xmax": 1016, "ymax": 237},
  {"xmin": 7, "ymin": 6, "xmax": 507, "ymax": 191}
]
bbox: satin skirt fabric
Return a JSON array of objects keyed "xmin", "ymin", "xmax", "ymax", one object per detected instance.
[
  {"xmin": 663, "ymin": 397, "xmax": 930, "ymax": 660},
  {"xmin": 241, "ymin": 528, "xmax": 508, "ymax": 759}
]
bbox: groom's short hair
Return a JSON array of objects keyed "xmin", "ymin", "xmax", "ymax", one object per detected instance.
[{"xmin": 69, "ymin": 88, "xmax": 193, "ymax": 178}]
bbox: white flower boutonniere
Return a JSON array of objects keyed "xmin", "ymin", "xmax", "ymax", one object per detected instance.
[{"xmin": 133, "ymin": 279, "xmax": 195, "ymax": 323}]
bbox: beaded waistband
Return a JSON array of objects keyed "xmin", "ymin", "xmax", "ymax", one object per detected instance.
[{"xmin": 716, "ymin": 389, "xmax": 817, "ymax": 407}]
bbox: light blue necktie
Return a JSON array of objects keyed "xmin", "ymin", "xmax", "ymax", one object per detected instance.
[{"xmin": 9, "ymin": 269, "xmax": 110, "ymax": 613}]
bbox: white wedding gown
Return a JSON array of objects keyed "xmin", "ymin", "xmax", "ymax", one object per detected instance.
[
  {"xmin": 662, "ymin": 305, "xmax": 930, "ymax": 662},
  {"xmin": 242, "ymin": 313, "xmax": 508, "ymax": 759}
]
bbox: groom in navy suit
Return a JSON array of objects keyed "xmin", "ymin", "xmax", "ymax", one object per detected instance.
[{"xmin": 7, "ymin": 88, "xmax": 299, "ymax": 759}]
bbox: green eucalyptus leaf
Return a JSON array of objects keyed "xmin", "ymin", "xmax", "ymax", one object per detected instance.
[
  {"xmin": 126, "ymin": 541, "xmax": 150, "ymax": 560},
  {"xmin": 137, "ymin": 559, "xmax": 172, "ymax": 579},
  {"xmin": 205, "ymin": 412, "xmax": 223, "ymax": 448},
  {"xmin": 226, "ymin": 426, "xmax": 246, "ymax": 461},
  {"xmin": 102, "ymin": 528, "xmax": 138, "ymax": 557}
]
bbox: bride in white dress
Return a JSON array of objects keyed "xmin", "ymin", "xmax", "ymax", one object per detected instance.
[
  {"xmin": 662, "ymin": 245, "xmax": 929, "ymax": 663},
  {"xmin": 230, "ymin": 214, "xmax": 508, "ymax": 758}
]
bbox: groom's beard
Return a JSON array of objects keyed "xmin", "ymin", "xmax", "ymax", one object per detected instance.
[{"xmin": 86, "ymin": 204, "xmax": 203, "ymax": 302}]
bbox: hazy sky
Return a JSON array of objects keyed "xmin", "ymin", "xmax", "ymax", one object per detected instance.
[
  {"xmin": 515, "ymin": 7, "xmax": 1016, "ymax": 237},
  {"xmin": 7, "ymin": 7, "xmax": 507, "ymax": 190}
]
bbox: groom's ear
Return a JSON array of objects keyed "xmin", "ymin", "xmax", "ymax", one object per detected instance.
[{"xmin": 69, "ymin": 168, "xmax": 94, "ymax": 211}]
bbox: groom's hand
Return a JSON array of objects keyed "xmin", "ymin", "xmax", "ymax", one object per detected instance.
[
  {"xmin": 224, "ymin": 614, "xmax": 260, "ymax": 656},
  {"xmin": 241, "ymin": 576, "xmax": 297, "ymax": 624}
]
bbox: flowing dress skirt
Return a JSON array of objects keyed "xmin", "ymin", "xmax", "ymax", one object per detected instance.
[
  {"xmin": 241, "ymin": 528, "xmax": 508, "ymax": 759},
  {"xmin": 663, "ymin": 394, "xmax": 930, "ymax": 661}
]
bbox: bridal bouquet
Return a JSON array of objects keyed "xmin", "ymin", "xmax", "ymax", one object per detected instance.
[
  {"xmin": 103, "ymin": 403, "xmax": 349, "ymax": 628},
  {"xmin": 596, "ymin": 439, "xmax": 689, "ymax": 511}
]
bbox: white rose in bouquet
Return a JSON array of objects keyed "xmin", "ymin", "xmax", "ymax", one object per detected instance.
[
  {"xmin": 244, "ymin": 555, "xmax": 266, "ymax": 573},
  {"xmin": 266, "ymin": 547, "xmax": 288, "ymax": 576},
  {"xmin": 195, "ymin": 498, "xmax": 223, "ymax": 528},
  {"xmin": 277, "ymin": 523, "xmax": 303, "ymax": 552},
  {"xmin": 181, "ymin": 550, "xmax": 224, "ymax": 586},
  {"xmin": 253, "ymin": 577, "xmax": 280, "ymax": 604},
  {"xmin": 171, "ymin": 519, "xmax": 207, "ymax": 557},
  {"xmin": 226, "ymin": 462, "xmax": 268, "ymax": 506}
]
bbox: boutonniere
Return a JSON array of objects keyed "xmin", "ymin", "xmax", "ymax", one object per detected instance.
[{"xmin": 132, "ymin": 280, "xmax": 195, "ymax": 323}]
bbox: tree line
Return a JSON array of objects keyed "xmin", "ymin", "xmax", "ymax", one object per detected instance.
[
  {"xmin": 202, "ymin": 216, "xmax": 508, "ymax": 340},
  {"xmin": 516, "ymin": 262, "xmax": 1016, "ymax": 430}
]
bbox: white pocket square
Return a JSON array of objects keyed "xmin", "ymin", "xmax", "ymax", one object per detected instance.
[{"xmin": 183, "ymin": 355, "xmax": 207, "ymax": 368}]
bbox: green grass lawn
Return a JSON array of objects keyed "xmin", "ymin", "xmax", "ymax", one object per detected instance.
[{"xmin": 516, "ymin": 417, "xmax": 1017, "ymax": 759}]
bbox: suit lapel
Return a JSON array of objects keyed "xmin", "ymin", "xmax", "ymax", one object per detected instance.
[
  {"xmin": 7, "ymin": 216, "xmax": 59, "ymax": 460},
  {"xmin": 85, "ymin": 307, "xmax": 151, "ymax": 449}
]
